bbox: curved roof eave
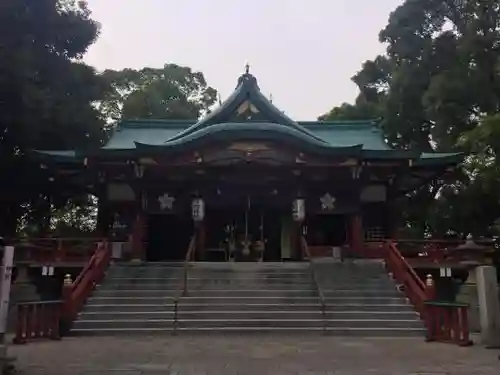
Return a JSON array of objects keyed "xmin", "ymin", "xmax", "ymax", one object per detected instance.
[{"xmin": 134, "ymin": 122, "xmax": 363, "ymax": 156}]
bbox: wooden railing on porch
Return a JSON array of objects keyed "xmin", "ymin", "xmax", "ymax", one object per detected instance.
[
  {"xmin": 173, "ymin": 235, "xmax": 197, "ymax": 332},
  {"xmin": 364, "ymin": 238, "xmax": 494, "ymax": 263},
  {"xmin": 13, "ymin": 240, "xmax": 111, "ymax": 344},
  {"xmin": 383, "ymin": 240, "xmax": 472, "ymax": 346},
  {"xmin": 13, "ymin": 237, "xmax": 101, "ymax": 263}
]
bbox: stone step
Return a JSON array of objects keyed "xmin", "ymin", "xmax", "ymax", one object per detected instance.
[
  {"xmin": 72, "ymin": 318, "xmax": 422, "ymax": 330},
  {"xmin": 83, "ymin": 302, "xmax": 415, "ymax": 313},
  {"xmin": 100, "ymin": 280, "xmax": 395, "ymax": 288},
  {"xmin": 91, "ymin": 288, "xmax": 401, "ymax": 298},
  {"xmin": 86, "ymin": 295, "xmax": 405, "ymax": 305},
  {"xmin": 91, "ymin": 289, "xmax": 320, "ymax": 298},
  {"xmin": 78, "ymin": 310, "xmax": 418, "ymax": 321},
  {"xmin": 97, "ymin": 283, "xmax": 317, "ymax": 291},
  {"xmin": 79, "ymin": 311, "xmax": 321, "ymax": 320},
  {"xmin": 70, "ymin": 326, "xmax": 424, "ymax": 337}
]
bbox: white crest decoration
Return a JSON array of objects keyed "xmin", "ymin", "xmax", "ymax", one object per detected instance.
[
  {"xmin": 320, "ymin": 193, "xmax": 336, "ymax": 210},
  {"xmin": 158, "ymin": 193, "xmax": 175, "ymax": 210}
]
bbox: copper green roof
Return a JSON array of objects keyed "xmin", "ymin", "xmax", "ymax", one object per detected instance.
[{"xmin": 32, "ymin": 71, "xmax": 463, "ymax": 165}]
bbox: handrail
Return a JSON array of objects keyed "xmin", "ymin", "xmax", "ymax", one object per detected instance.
[
  {"xmin": 173, "ymin": 235, "xmax": 197, "ymax": 333},
  {"xmin": 424, "ymin": 300, "xmax": 472, "ymax": 346},
  {"xmin": 301, "ymin": 235, "xmax": 327, "ymax": 332},
  {"xmin": 61, "ymin": 240, "xmax": 111, "ymax": 326},
  {"xmin": 384, "ymin": 241, "xmax": 473, "ymax": 346},
  {"xmin": 13, "ymin": 239, "xmax": 111, "ymax": 342},
  {"xmin": 385, "ymin": 241, "xmax": 427, "ymax": 316}
]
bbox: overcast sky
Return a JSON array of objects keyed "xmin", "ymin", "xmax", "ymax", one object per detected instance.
[{"xmin": 84, "ymin": 0, "xmax": 402, "ymax": 120}]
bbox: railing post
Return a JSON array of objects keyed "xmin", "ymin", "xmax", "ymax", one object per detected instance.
[
  {"xmin": 457, "ymin": 306, "xmax": 473, "ymax": 346},
  {"xmin": 60, "ymin": 274, "xmax": 73, "ymax": 335},
  {"xmin": 13, "ymin": 305, "xmax": 28, "ymax": 344}
]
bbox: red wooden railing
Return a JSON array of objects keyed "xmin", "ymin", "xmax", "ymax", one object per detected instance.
[
  {"xmin": 12, "ymin": 301, "xmax": 62, "ymax": 344},
  {"xmin": 365, "ymin": 238, "xmax": 493, "ymax": 263},
  {"xmin": 13, "ymin": 240, "xmax": 111, "ymax": 344},
  {"xmin": 425, "ymin": 301, "xmax": 472, "ymax": 346},
  {"xmin": 13, "ymin": 237, "xmax": 101, "ymax": 263},
  {"xmin": 61, "ymin": 240, "xmax": 111, "ymax": 322},
  {"xmin": 383, "ymin": 240, "xmax": 472, "ymax": 346},
  {"xmin": 385, "ymin": 241, "xmax": 428, "ymax": 317}
]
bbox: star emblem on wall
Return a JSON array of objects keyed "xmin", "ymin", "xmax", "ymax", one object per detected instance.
[
  {"xmin": 320, "ymin": 193, "xmax": 336, "ymax": 210},
  {"xmin": 158, "ymin": 193, "xmax": 175, "ymax": 210}
]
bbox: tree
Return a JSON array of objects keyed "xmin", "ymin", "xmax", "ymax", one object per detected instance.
[
  {"xmin": 0, "ymin": 0, "xmax": 106, "ymax": 237},
  {"xmin": 322, "ymin": 0, "xmax": 500, "ymax": 237},
  {"xmin": 98, "ymin": 64, "xmax": 218, "ymax": 126}
]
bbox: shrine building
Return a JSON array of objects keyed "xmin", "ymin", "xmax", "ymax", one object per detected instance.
[{"xmin": 33, "ymin": 69, "xmax": 463, "ymax": 262}]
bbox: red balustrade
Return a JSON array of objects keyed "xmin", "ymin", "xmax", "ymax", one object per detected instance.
[
  {"xmin": 365, "ymin": 238, "xmax": 493, "ymax": 263},
  {"xmin": 61, "ymin": 240, "xmax": 111, "ymax": 322},
  {"xmin": 12, "ymin": 240, "xmax": 111, "ymax": 344},
  {"xmin": 14, "ymin": 237, "xmax": 101, "ymax": 263},
  {"xmin": 383, "ymin": 241, "xmax": 473, "ymax": 346},
  {"xmin": 385, "ymin": 241, "xmax": 428, "ymax": 317},
  {"xmin": 13, "ymin": 301, "xmax": 62, "ymax": 344},
  {"xmin": 424, "ymin": 301, "xmax": 472, "ymax": 346}
]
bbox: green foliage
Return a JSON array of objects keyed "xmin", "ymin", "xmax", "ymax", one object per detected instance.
[
  {"xmin": 0, "ymin": 0, "xmax": 105, "ymax": 237},
  {"xmin": 98, "ymin": 64, "xmax": 218, "ymax": 125},
  {"xmin": 322, "ymin": 0, "xmax": 500, "ymax": 237}
]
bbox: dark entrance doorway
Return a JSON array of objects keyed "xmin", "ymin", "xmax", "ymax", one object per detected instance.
[
  {"xmin": 306, "ymin": 214, "xmax": 347, "ymax": 247},
  {"xmin": 261, "ymin": 209, "xmax": 282, "ymax": 261},
  {"xmin": 147, "ymin": 214, "xmax": 194, "ymax": 261}
]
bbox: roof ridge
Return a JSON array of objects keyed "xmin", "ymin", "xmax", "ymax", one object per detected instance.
[{"xmin": 165, "ymin": 72, "xmax": 328, "ymax": 144}]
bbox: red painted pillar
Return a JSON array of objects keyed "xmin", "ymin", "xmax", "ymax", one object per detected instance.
[{"xmin": 350, "ymin": 214, "xmax": 363, "ymax": 257}]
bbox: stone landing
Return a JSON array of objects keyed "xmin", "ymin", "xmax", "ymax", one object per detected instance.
[{"xmin": 8, "ymin": 335, "xmax": 500, "ymax": 374}]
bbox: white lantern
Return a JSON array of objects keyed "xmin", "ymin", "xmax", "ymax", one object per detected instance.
[
  {"xmin": 191, "ymin": 198, "xmax": 205, "ymax": 222},
  {"xmin": 292, "ymin": 198, "xmax": 305, "ymax": 222}
]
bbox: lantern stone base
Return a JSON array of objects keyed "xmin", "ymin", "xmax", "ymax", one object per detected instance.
[{"xmin": 476, "ymin": 266, "xmax": 500, "ymax": 348}]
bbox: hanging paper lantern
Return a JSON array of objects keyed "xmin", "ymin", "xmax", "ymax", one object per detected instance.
[
  {"xmin": 292, "ymin": 198, "xmax": 305, "ymax": 222},
  {"xmin": 191, "ymin": 198, "xmax": 205, "ymax": 222}
]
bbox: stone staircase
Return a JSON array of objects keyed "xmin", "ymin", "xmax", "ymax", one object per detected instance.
[
  {"xmin": 315, "ymin": 259, "xmax": 424, "ymax": 336},
  {"xmin": 72, "ymin": 260, "xmax": 424, "ymax": 336}
]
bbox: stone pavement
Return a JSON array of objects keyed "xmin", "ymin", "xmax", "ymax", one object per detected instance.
[{"xmin": 7, "ymin": 335, "xmax": 500, "ymax": 374}]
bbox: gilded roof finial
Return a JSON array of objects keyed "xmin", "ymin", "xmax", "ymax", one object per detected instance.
[{"xmin": 245, "ymin": 61, "xmax": 250, "ymax": 74}]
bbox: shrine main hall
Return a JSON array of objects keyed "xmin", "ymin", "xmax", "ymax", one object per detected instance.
[{"xmin": 34, "ymin": 69, "xmax": 461, "ymax": 262}]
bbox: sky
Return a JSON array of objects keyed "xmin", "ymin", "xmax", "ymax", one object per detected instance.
[{"xmin": 84, "ymin": 0, "xmax": 403, "ymax": 120}]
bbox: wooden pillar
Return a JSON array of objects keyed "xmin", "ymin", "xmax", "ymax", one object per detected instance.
[
  {"xmin": 96, "ymin": 185, "xmax": 110, "ymax": 238},
  {"xmin": 130, "ymin": 211, "xmax": 145, "ymax": 262},
  {"xmin": 196, "ymin": 221, "xmax": 206, "ymax": 261},
  {"xmin": 386, "ymin": 199, "xmax": 398, "ymax": 239},
  {"xmin": 350, "ymin": 214, "xmax": 363, "ymax": 257},
  {"xmin": 130, "ymin": 186, "xmax": 146, "ymax": 262}
]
